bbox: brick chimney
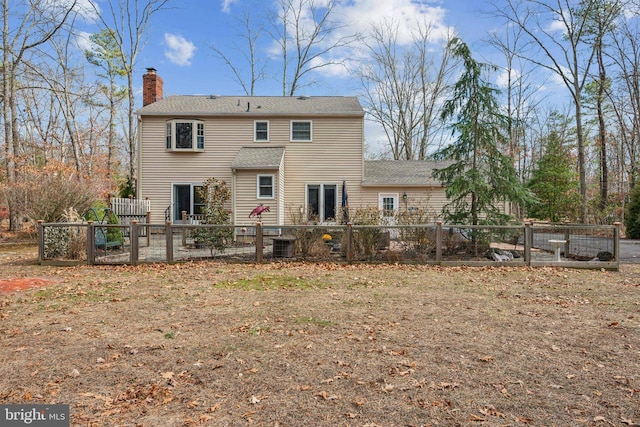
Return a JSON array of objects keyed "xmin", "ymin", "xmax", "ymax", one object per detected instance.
[{"xmin": 142, "ymin": 68, "xmax": 163, "ymax": 106}]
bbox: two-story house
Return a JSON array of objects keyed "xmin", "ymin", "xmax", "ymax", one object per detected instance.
[{"xmin": 136, "ymin": 68, "xmax": 447, "ymax": 226}]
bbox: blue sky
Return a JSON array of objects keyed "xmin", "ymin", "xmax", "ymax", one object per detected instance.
[
  {"xmin": 74, "ymin": 0, "xmax": 564, "ymax": 153},
  {"xmin": 105, "ymin": 0, "xmax": 500, "ymax": 97}
]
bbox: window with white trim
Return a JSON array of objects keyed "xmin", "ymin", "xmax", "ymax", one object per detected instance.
[
  {"xmin": 291, "ymin": 120, "xmax": 312, "ymax": 142},
  {"xmin": 166, "ymin": 119, "xmax": 205, "ymax": 151},
  {"xmin": 257, "ymin": 174, "xmax": 274, "ymax": 199},
  {"xmin": 307, "ymin": 184, "xmax": 337, "ymax": 222},
  {"xmin": 378, "ymin": 193, "xmax": 398, "ymax": 217},
  {"xmin": 254, "ymin": 121, "xmax": 269, "ymax": 142}
]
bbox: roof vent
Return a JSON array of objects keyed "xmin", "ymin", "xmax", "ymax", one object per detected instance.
[
  {"xmin": 297, "ymin": 95, "xmax": 311, "ymax": 100},
  {"xmin": 208, "ymin": 94, "xmax": 221, "ymax": 99}
]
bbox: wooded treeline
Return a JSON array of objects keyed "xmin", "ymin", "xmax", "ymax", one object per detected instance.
[{"xmin": 1, "ymin": 0, "xmax": 640, "ymax": 233}]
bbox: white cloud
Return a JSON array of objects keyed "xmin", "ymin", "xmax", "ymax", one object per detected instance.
[
  {"xmin": 309, "ymin": 55, "xmax": 351, "ymax": 78},
  {"xmin": 545, "ymin": 18, "xmax": 567, "ymax": 33},
  {"xmin": 335, "ymin": 0, "xmax": 451, "ymax": 46},
  {"xmin": 43, "ymin": 0, "xmax": 99, "ymax": 22},
  {"xmin": 74, "ymin": 0, "xmax": 100, "ymax": 22},
  {"xmin": 221, "ymin": 0, "xmax": 239, "ymax": 14},
  {"xmin": 164, "ymin": 33, "xmax": 196, "ymax": 66},
  {"xmin": 299, "ymin": 0, "xmax": 452, "ymax": 83},
  {"xmin": 496, "ymin": 68, "xmax": 521, "ymax": 88},
  {"xmin": 75, "ymin": 30, "xmax": 94, "ymax": 53},
  {"xmin": 622, "ymin": 2, "xmax": 640, "ymax": 19}
]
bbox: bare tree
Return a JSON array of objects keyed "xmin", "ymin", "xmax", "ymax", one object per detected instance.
[
  {"xmin": 89, "ymin": 0, "xmax": 171, "ymax": 191},
  {"xmin": 487, "ymin": 23, "xmax": 547, "ymax": 184},
  {"xmin": 495, "ymin": 0, "xmax": 600, "ymax": 223},
  {"xmin": 608, "ymin": 5, "xmax": 640, "ymax": 191},
  {"xmin": 579, "ymin": 0, "xmax": 624, "ymax": 213},
  {"xmin": 1, "ymin": 0, "xmax": 78, "ymax": 231},
  {"xmin": 30, "ymin": 24, "xmax": 91, "ymax": 174},
  {"xmin": 270, "ymin": 0, "xmax": 360, "ymax": 96},
  {"xmin": 210, "ymin": 5, "xmax": 267, "ymax": 96},
  {"xmin": 359, "ymin": 20, "xmax": 455, "ymax": 160}
]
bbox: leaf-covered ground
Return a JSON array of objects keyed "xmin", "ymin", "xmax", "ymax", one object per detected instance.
[{"xmin": 1, "ymin": 243, "xmax": 639, "ymax": 427}]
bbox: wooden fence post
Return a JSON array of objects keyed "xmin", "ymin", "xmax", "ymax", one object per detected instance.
[
  {"xmin": 256, "ymin": 222, "xmax": 263, "ymax": 262},
  {"xmin": 524, "ymin": 222, "xmax": 532, "ymax": 265},
  {"xmin": 563, "ymin": 221, "xmax": 571, "ymax": 258},
  {"xmin": 436, "ymin": 221, "xmax": 443, "ymax": 263},
  {"xmin": 346, "ymin": 222, "xmax": 353, "ymax": 263},
  {"xmin": 146, "ymin": 211, "xmax": 152, "ymax": 246},
  {"xmin": 614, "ymin": 222, "xmax": 621, "ymax": 263},
  {"xmin": 166, "ymin": 222, "xmax": 173, "ymax": 263},
  {"xmin": 37, "ymin": 220, "xmax": 44, "ymax": 263},
  {"xmin": 131, "ymin": 221, "xmax": 139, "ymax": 266},
  {"xmin": 87, "ymin": 222, "xmax": 95, "ymax": 265},
  {"xmin": 181, "ymin": 210, "xmax": 187, "ymax": 246}
]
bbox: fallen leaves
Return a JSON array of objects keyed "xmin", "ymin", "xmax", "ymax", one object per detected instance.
[{"xmin": 315, "ymin": 391, "xmax": 339, "ymax": 401}]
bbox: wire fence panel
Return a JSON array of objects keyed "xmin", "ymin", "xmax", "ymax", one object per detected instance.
[
  {"xmin": 174, "ymin": 225, "xmax": 258, "ymax": 262},
  {"xmin": 439, "ymin": 225, "xmax": 525, "ymax": 264},
  {"xmin": 137, "ymin": 225, "xmax": 167, "ymax": 263},
  {"xmin": 41, "ymin": 223, "xmax": 88, "ymax": 263},
  {"xmin": 531, "ymin": 225, "xmax": 616, "ymax": 262},
  {"xmin": 92, "ymin": 224, "xmax": 131, "ymax": 265},
  {"xmin": 37, "ymin": 222, "xmax": 620, "ymax": 270}
]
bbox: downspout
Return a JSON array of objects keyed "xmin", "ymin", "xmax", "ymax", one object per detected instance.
[
  {"xmin": 137, "ymin": 116, "xmax": 143, "ymax": 199},
  {"xmin": 232, "ymin": 169, "xmax": 237, "ymax": 226}
]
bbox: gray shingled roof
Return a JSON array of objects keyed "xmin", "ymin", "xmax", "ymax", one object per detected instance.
[
  {"xmin": 231, "ymin": 147, "xmax": 286, "ymax": 169},
  {"xmin": 363, "ymin": 160, "xmax": 446, "ymax": 186},
  {"xmin": 138, "ymin": 95, "xmax": 364, "ymax": 116}
]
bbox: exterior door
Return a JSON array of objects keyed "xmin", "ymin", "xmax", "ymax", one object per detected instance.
[
  {"xmin": 307, "ymin": 184, "xmax": 337, "ymax": 222},
  {"xmin": 378, "ymin": 193, "xmax": 399, "ymax": 224},
  {"xmin": 173, "ymin": 184, "xmax": 204, "ymax": 222}
]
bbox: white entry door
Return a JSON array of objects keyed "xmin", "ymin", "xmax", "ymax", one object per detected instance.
[{"xmin": 378, "ymin": 193, "xmax": 399, "ymax": 223}]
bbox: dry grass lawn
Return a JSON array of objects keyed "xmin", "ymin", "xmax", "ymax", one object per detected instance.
[{"xmin": 0, "ymin": 242, "xmax": 639, "ymax": 427}]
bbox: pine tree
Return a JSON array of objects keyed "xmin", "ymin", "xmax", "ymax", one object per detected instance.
[
  {"xmin": 432, "ymin": 38, "xmax": 533, "ymax": 226},
  {"xmin": 625, "ymin": 184, "xmax": 640, "ymax": 239},
  {"xmin": 526, "ymin": 132, "xmax": 580, "ymax": 222}
]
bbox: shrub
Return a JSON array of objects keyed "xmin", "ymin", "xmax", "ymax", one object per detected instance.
[
  {"xmin": 192, "ymin": 177, "xmax": 233, "ymax": 256},
  {"xmin": 625, "ymin": 184, "xmax": 640, "ymax": 239},
  {"xmin": 1, "ymin": 161, "xmax": 100, "ymax": 225},
  {"xmin": 43, "ymin": 208, "xmax": 87, "ymax": 260}
]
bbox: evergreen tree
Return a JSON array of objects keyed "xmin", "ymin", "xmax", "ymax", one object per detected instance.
[
  {"xmin": 432, "ymin": 38, "xmax": 533, "ymax": 226},
  {"xmin": 527, "ymin": 131, "xmax": 580, "ymax": 222},
  {"xmin": 625, "ymin": 184, "xmax": 640, "ymax": 239}
]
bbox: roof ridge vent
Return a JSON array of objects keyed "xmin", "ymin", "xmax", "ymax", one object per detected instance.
[{"xmin": 297, "ymin": 95, "xmax": 311, "ymax": 100}]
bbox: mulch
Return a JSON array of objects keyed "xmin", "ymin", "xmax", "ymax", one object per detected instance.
[{"xmin": 0, "ymin": 278, "xmax": 56, "ymax": 293}]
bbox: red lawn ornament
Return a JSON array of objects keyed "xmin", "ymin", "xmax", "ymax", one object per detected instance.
[{"xmin": 249, "ymin": 204, "xmax": 271, "ymax": 219}]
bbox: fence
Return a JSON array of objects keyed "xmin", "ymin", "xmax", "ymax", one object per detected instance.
[
  {"xmin": 110, "ymin": 197, "xmax": 151, "ymax": 216},
  {"xmin": 37, "ymin": 221, "xmax": 621, "ymax": 270}
]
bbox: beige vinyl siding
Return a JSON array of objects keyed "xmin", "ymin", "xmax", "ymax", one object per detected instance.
[
  {"xmin": 356, "ymin": 187, "xmax": 448, "ymax": 220},
  {"xmin": 139, "ymin": 116, "xmax": 244, "ymax": 222},
  {"xmin": 234, "ymin": 170, "xmax": 279, "ymax": 226},
  {"xmin": 139, "ymin": 114, "xmax": 362, "ymax": 224},
  {"xmin": 282, "ymin": 117, "xmax": 363, "ymax": 223}
]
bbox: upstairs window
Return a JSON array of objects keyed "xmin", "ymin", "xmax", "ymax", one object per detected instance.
[
  {"xmin": 166, "ymin": 120, "xmax": 205, "ymax": 151},
  {"xmin": 291, "ymin": 120, "xmax": 312, "ymax": 142},
  {"xmin": 254, "ymin": 121, "xmax": 269, "ymax": 142}
]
